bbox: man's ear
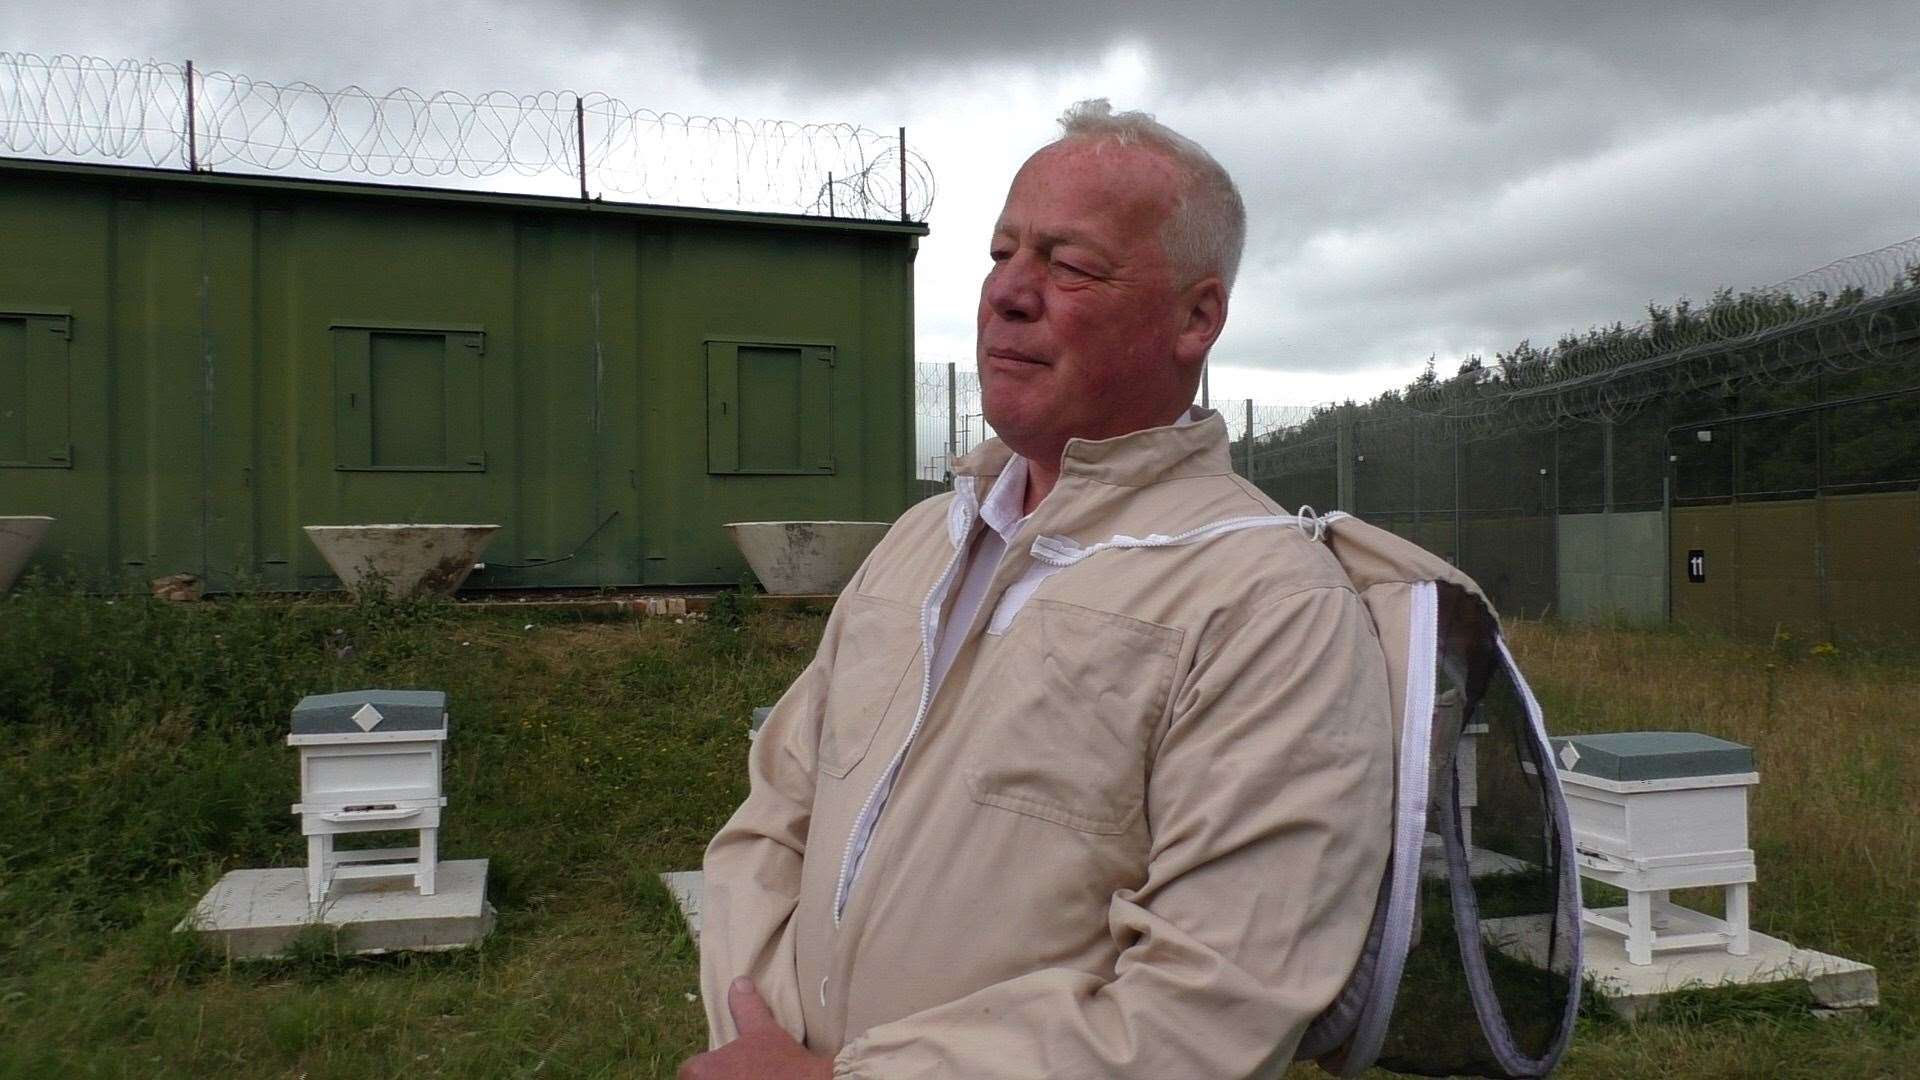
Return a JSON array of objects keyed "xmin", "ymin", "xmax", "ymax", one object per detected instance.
[{"xmin": 1173, "ymin": 276, "xmax": 1229, "ymax": 374}]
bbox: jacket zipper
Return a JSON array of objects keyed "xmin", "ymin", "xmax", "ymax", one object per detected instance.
[
  {"xmin": 832, "ymin": 494, "xmax": 976, "ymax": 924},
  {"xmin": 830, "ymin": 505, "xmax": 1340, "ymax": 925}
]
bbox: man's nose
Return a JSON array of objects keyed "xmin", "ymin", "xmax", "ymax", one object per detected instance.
[{"xmin": 983, "ymin": 253, "xmax": 1041, "ymax": 322}]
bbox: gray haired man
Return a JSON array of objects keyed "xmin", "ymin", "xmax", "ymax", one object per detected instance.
[{"xmin": 682, "ymin": 101, "xmax": 1393, "ymax": 1080}]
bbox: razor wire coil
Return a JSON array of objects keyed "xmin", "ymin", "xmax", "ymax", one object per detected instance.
[{"xmin": 0, "ymin": 51, "xmax": 934, "ymax": 221}]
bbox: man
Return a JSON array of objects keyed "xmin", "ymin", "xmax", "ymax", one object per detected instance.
[{"xmin": 682, "ymin": 100, "xmax": 1394, "ymax": 1080}]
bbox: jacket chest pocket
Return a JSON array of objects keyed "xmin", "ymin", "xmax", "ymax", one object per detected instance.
[
  {"xmin": 818, "ymin": 592, "xmax": 923, "ymax": 779},
  {"xmin": 964, "ymin": 600, "xmax": 1182, "ymax": 834}
]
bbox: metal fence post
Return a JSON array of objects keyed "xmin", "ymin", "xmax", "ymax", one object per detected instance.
[
  {"xmin": 1599, "ymin": 420, "xmax": 1613, "ymax": 612},
  {"xmin": 575, "ymin": 96, "xmax": 588, "ymax": 200},
  {"xmin": 1453, "ymin": 425, "xmax": 1464, "ymax": 567},
  {"xmin": 946, "ymin": 362, "xmax": 958, "ymax": 485},
  {"xmin": 1335, "ymin": 404, "xmax": 1355, "ymax": 512},
  {"xmin": 1244, "ymin": 398, "xmax": 1255, "ymax": 478},
  {"xmin": 899, "ymin": 127, "xmax": 909, "ymax": 222},
  {"xmin": 184, "ymin": 60, "xmax": 197, "ymax": 172}
]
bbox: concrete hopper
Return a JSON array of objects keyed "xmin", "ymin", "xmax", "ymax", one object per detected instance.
[
  {"xmin": 0, "ymin": 516, "xmax": 54, "ymax": 591},
  {"xmin": 304, "ymin": 524, "xmax": 501, "ymax": 599},
  {"xmin": 724, "ymin": 521, "xmax": 890, "ymax": 596}
]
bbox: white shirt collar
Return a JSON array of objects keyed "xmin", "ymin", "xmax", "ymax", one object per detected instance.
[{"xmin": 978, "ymin": 455, "xmax": 1029, "ymax": 540}]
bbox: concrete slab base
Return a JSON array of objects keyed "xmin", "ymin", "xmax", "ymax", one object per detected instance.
[
  {"xmin": 179, "ymin": 858, "xmax": 495, "ymax": 959},
  {"xmin": 663, "ymin": 870, "xmax": 705, "ymax": 939},
  {"xmin": 1487, "ymin": 910, "xmax": 1878, "ymax": 1020},
  {"xmin": 667, "ymin": 868, "xmax": 1876, "ymax": 1023},
  {"xmin": 1420, "ymin": 834, "xmax": 1537, "ymax": 879}
]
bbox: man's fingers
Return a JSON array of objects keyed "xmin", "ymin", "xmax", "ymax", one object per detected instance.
[{"xmin": 727, "ymin": 976, "xmax": 780, "ymax": 1036}]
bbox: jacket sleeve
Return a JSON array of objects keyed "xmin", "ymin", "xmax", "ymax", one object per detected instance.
[
  {"xmin": 832, "ymin": 584, "xmax": 1396, "ymax": 1080},
  {"xmin": 698, "ymin": 597, "xmax": 848, "ymax": 1048}
]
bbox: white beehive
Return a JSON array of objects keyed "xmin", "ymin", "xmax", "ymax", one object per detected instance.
[
  {"xmin": 289, "ymin": 689, "xmax": 449, "ymax": 905},
  {"xmin": 1553, "ymin": 731, "xmax": 1758, "ymax": 965}
]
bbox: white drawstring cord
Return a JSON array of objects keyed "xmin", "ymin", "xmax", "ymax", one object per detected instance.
[{"xmin": 1295, "ymin": 505, "xmax": 1328, "ymax": 542}]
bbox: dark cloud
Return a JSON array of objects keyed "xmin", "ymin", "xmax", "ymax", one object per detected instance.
[
  {"xmin": 7, "ymin": 0, "xmax": 1919, "ymax": 400},
  {"xmin": 606, "ymin": 0, "xmax": 1920, "ymax": 106}
]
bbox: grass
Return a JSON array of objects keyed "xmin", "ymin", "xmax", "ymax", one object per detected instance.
[
  {"xmin": 1, "ymin": 583, "xmax": 1913, "ymax": 1077},
  {"xmin": 0, "ymin": 581, "xmax": 816, "ymax": 1078}
]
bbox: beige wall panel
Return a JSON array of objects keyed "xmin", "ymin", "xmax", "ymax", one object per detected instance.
[{"xmin": 1823, "ymin": 491, "xmax": 1920, "ymax": 643}]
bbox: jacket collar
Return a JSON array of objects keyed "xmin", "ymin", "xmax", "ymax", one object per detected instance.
[
  {"xmin": 945, "ymin": 407, "xmax": 1237, "ymax": 548},
  {"xmin": 952, "ymin": 406, "xmax": 1234, "ymax": 491}
]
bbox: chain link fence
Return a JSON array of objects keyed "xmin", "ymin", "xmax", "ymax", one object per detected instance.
[
  {"xmin": 1242, "ymin": 290, "xmax": 1920, "ymax": 638},
  {"xmin": 912, "ymin": 284, "xmax": 1920, "ymax": 642}
]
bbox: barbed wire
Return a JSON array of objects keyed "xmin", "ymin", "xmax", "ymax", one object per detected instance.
[
  {"xmin": 1390, "ymin": 233, "xmax": 1920, "ymax": 436},
  {"xmin": 0, "ymin": 51, "xmax": 934, "ymax": 221}
]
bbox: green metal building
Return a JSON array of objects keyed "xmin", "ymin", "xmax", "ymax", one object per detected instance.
[{"xmin": 0, "ymin": 157, "xmax": 926, "ymax": 591}]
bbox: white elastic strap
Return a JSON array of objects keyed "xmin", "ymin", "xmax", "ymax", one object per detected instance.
[
  {"xmin": 1342, "ymin": 579, "xmax": 1438, "ymax": 1073},
  {"xmin": 986, "ymin": 560, "xmax": 1066, "ymax": 635},
  {"xmin": 1031, "ymin": 511, "xmax": 1347, "ymax": 567}
]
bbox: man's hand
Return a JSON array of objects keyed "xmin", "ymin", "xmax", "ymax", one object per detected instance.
[{"xmin": 678, "ymin": 978, "xmax": 834, "ymax": 1080}]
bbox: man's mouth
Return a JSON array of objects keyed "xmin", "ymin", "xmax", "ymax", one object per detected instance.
[{"xmin": 985, "ymin": 348, "xmax": 1048, "ymax": 367}]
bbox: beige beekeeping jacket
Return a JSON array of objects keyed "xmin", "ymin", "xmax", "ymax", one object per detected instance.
[{"xmin": 700, "ymin": 410, "xmax": 1395, "ymax": 1079}]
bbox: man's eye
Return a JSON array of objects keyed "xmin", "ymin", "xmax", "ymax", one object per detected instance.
[
  {"xmin": 1052, "ymin": 260, "xmax": 1089, "ymax": 277},
  {"xmin": 989, "ymin": 248, "xmax": 1012, "ymax": 263}
]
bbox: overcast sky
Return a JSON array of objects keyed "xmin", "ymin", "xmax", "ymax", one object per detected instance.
[{"xmin": 7, "ymin": 1, "xmax": 1919, "ymax": 406}]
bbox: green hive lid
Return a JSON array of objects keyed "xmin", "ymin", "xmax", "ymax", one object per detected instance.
[
  {"xmin": 292, "ymin": 689, "xmax": 447, "ymax": 736},
  {"xmin": 1551, "ymin": 731, "xmax": 1753, "ymax": 781}
]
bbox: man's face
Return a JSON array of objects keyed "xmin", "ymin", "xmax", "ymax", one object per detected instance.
[{"xmin": 976, "ymin": 139, "xmax": 1212, "ymax": 467}]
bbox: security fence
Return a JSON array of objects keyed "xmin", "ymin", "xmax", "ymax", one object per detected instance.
[
  {"xmin": 912, "ymin": 362, "xmax": 990, "ymax": 501},
  {"xmin": 1243, "ymin": 238, "xmax": 1920, "ymax": 643},
  {"xmin": 915, "ymin": 234, "xmax": 1920, "ymax": 644}
]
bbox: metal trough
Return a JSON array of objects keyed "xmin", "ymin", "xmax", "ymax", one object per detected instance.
[
  {"xmin": 724, "ymin": 521, "xmax": 890, "ymax": 596},
  {"xmin": 0, "ymin": 515, "xmax": 54, "ymax": 591},
  {"xmin": 304, "ymin": 524, "xmax": 501, "ymax": 599}
]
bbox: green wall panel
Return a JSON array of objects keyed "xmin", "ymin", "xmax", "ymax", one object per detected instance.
[{"xmin": 0, "ymin": 160, "xmax": 924, "ymax": 592}]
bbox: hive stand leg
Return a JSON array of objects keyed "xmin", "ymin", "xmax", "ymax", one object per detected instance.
[
  {"xmin": 307, "ymin": 834, "xmax": 331, "ymax": 905},
  {"xmin": 1649, "ymin": 889, "xmax": 1674, "ymax": 930},
  {"xmin": 1625, "ymin": 890, "xmax": 1654, "ymax": 966},
  {"xmin": 417, "ymin": 827, "xmax": 438, "ymax": 896},
  {"xmin": 1725, "ymin": 882, "xmax": 1751, "ymax": 956}
]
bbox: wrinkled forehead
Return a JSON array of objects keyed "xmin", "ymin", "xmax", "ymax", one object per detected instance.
[{"xmin": 994, "ymin": 138, "xmax": 1184, "ymax": 236}]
